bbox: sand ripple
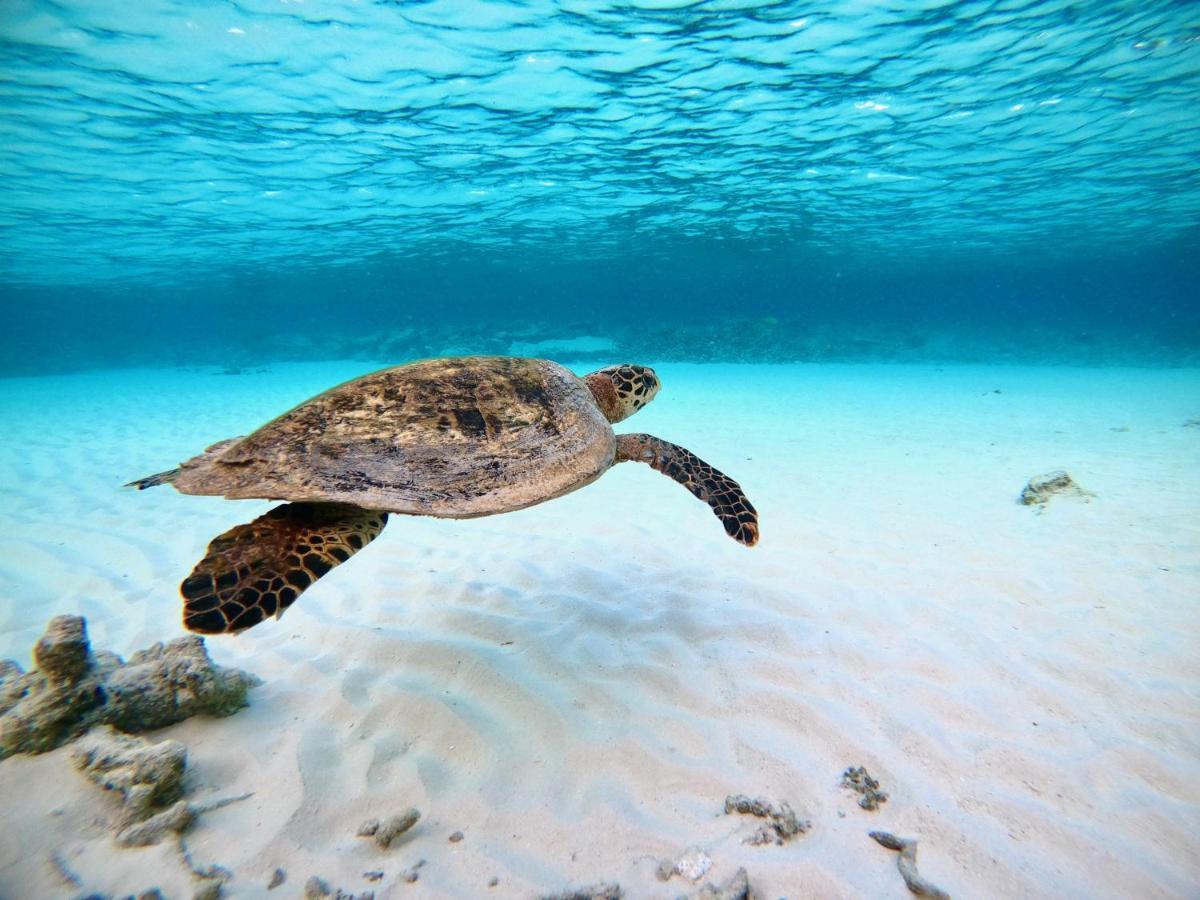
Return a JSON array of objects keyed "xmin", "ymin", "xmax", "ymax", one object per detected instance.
[{"xmin": 2, "ymin": 363, "xmax": 1199, "ymax": 897}]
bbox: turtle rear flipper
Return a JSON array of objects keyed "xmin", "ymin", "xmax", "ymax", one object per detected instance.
[
  {"xmin": 616, "ymin": 433, "xmax": 759, "ymax": 547},
  {"xmin": 181, "ymin": 502, "xmax": 388, "ymax": 634}
]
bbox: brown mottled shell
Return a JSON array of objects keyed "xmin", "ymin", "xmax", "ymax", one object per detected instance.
[{"xmin": 172, "ymin": 357, "xmax": 616, "ymax": 518}]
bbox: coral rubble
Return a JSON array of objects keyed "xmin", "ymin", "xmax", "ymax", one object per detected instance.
[
  {"xmin": 71, "ymin": 725, "xmax": 250, "ymax": 849},
  {"xmin": 841, "ymin": 766, "xmax": 889, "ymax": 811},
  {"xmin": 539, "ymin": 884, "xmax": 624, "ymax": 900},
  {"xmin": 691, "ymin": 867, "xmax": 758, "ymax": 900},
  {"xmin": 723, "ymin": 794, "xmax": 810, "ymax": 845},
  {"xmin": 304, "ymin": 875, "xmax": 375, "ymax": 900},
  {"xmin": 870, "ymin": 831, "xmax": 951, "ymax": 899}
]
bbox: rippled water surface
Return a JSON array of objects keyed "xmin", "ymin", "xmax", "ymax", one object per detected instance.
[{"xmin": 0, "ymin": 1, "xmax": 1197, "ymax": 369}]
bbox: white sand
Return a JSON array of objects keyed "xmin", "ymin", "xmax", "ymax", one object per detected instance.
[{"xmin": 1, "ymin": 361, "xmax": 1198, "ymax": 898}]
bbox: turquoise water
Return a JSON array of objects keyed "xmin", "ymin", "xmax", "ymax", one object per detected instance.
[
  {"xmin": 3, "ymin": 7, "xmax": 1200, "ymax": 895},
  {"xmin": 1, "ymin": 1, "xmax": 1198, "ymax": 371}
]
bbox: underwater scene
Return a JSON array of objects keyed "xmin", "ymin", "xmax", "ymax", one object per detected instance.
[{"xmin": 1, "ymin": 0, "xmax": 1198, "ymax": 897}]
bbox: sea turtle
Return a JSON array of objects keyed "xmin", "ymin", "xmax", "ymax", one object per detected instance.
[{"xmin": 129, "ymin": 357, "xmax": 758, "ymax": 635}]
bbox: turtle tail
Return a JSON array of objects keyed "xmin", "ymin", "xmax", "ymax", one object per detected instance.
[{"xmin": 125, "ymin": 468, "xmax": 180, "ymax": 490}]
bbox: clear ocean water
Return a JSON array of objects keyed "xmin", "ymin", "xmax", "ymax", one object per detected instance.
[
  {"xmin": 4, "ymin": 5, "xmax": 1200, "ymax": 898},
  {"xmin": 1, "ymin": 0, "xmax": 1197, "ymax": 373}
]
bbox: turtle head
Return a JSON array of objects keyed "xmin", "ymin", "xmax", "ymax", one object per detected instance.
[{"xmin": 584, "ymin": 364, "xmax": 660, "ymax": 424}]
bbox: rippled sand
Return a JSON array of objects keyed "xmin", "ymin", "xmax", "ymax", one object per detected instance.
[{"xmin": 1, "ymin": 362, "xmax": 1198, "ymax": 898}]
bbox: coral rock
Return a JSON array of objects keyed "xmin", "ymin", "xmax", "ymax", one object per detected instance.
[
  {"xmin": 34, "ymin": 615, "xmax": 93, "ymax": 683},
  {"xmin": 71, "ymin": 726, "xmax": 187, "ymax": 822},
  {"xmin": 103, "ymin": 635, "xmax": 259, "ymax": 733},
  {"xmin": 0, "ymin": 616, "xmax": 259, "ymax": 760},
  {"xmin": 116, "ymin": 799, "xmax": 199, "ymax": 847}
]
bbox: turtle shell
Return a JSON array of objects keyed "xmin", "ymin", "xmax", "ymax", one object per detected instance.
[{"xmin": 172, "ymin": 357, "xmax": 616, "ymax": 517}]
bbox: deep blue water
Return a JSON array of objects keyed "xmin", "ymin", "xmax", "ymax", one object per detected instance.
[{"xmin": 1, "ymin": 0, "xmax": 1198, "ymax": 373}]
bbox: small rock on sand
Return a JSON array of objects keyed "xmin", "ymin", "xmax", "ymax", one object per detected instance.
[
  {"xmin": 656, "ymin": 846, "xmax": 713, "ymax": 882},
  {"xmin": 538, "ymin": 884, "xmax": 623, "ymax": 900},
  {"xmin": 304, "ymin": 876, "xmax": 375, "ymax": 900},
  {"xmin": 305, "ymin": 876, "xmax": 332, "ymax": 899},
  {"xmin": 691, "ymin": 867, "xmax": 756, "ymax": 900},
  {"xmin": 1019, "ymin": 471, "xmax": 1092, "ymax": 508},
  {"xmin": 400, "ymin": 860, "xmax": 426, "ymax": 883},
  {"xmin": 358, "ymin": 808, "xmax": 421, "ymax": 848}
]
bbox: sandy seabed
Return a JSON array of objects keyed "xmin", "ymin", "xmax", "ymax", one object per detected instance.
[{"xmin": 1, "ymin": 361, "xmax": 1198, "ymax": 899}]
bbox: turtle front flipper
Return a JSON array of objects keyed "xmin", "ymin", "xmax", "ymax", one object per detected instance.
[
  {"xmin": 181, "ymin": 502, "xmax": 388, "ymax": 634},
  {"xmin": 615, "ymin": 434, "xmax": 759, "ymax": 546}
]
